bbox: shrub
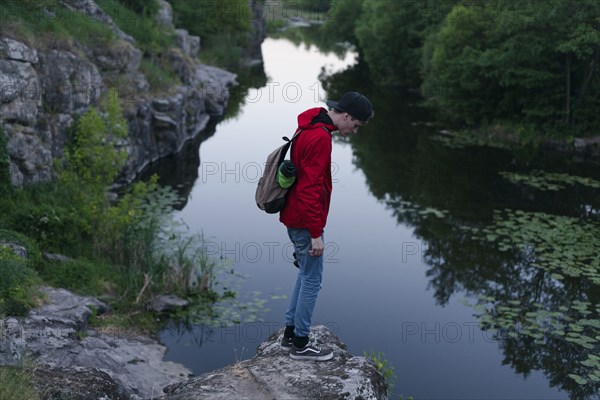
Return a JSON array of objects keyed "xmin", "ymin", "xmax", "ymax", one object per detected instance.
[{"xmin": 0, "ymin": 259, "xmax": 38, "ymax": 317}]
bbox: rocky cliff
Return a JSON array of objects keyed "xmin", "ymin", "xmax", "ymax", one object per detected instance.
[{"xmin": 0, "ymin": 0, "xmax": 241, "ymax": 187}]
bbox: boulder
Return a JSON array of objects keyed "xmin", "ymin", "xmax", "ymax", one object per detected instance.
[
  {"xmin": 148, "ymin": 294, "xmax": 190, "ymax": 313},
  {"xmin": 0, "ymin": 38, "xmax": 38, "ymax": 64},
  {"xmin": 160, "ymin": 325, "xmax": 389, "ymax": 400},
  {"xmin": 156, "ymin": 0, "xmax": 175, "ymax": 30},
  {"xmin": 30, "ymin": 366, "xmax": 128, "ymax": 400},
  {"xmin": 0, "ymin": 287, "xmax": 191, "ymax": 399},
  {"xmin": 0, "ymin": 241, "xmax": 28, "ymax": 259}
]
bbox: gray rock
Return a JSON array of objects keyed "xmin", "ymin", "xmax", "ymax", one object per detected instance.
[
  {"xmin": 173, "ymin": 29, "xmax": 200, "ymax": 59},
  {"xmin": 0, "ymin": 59, "xmax": 40, "ymax": 123},
  {"xmin": 44, "ymin": 253, "xmax": 73, "ymax": 263},
  {"xmin": 91, "ymin": 40, "xmax": 143, "ymax": 73},
  {"xmin": 38, "ymin": 49, "xmax": 104, "ymax": 114},
  {"xmin": 156, "ymin": 0, "xmax": 175, "ymax": 30},
  {"xmin": 0, "ymin": 287, "xmax": 191, "ymax": 399},
  {"xmin": 0, "ymin": 38, "xmax": 38, "ymax": 64},
  {"xmin": 194, "ymin": 64, "xmax": 237, "ymax": 116},
  {"xmin": 574, "ymin": 135, "xmax": 600, "ymax": 151},
  {"xmin": 160, "ymin": 325, "xmax": 389, "ymax": 400},
  {"xmin": 0, "ymin": 241, "xmax": 28, "ymax": 259},
  {"xmin": 148, "ymin": 295, "xmax": 190, "ymax": 313},
  {"xmin": 174, "ymin": 29, "xmax": 192, "ymax": 57},
  {"xmin": 189, "ymin": 36, "xmax": 201, "ymax": 59},
  {"xmin": 30, "ymin": 366, "xmax": 129, "ymax": 400},
  {"xmin": 5, "ymin": 128, "xmax": 53, "ymax": 185}
]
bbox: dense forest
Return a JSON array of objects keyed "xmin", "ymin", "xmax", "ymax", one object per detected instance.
[{"xmin": 314, "ymin": 0, "xmax": 600, "ymax": 139}]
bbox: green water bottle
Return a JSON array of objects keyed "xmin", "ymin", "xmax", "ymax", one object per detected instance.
[{"xmin": 277, "ymin": 161, "xmax": 296, "ymax": 189}]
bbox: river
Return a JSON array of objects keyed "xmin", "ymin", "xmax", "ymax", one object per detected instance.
[{"xmin": 156, "ymin": 33, "xmax": 600, "ymax": 400}]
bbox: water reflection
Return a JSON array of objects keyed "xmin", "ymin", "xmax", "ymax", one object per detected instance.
[{"xmin": 321, "ymin": 60, "xmax": 600, "ymax": 399}]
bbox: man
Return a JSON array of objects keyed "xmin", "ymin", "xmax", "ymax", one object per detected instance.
[{"xmin": 279, "ymin": 92, "xmax": 373, "ymax": 361}]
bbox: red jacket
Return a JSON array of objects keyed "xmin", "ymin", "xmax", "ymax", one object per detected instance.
[{"xmin": 280, "ymin": 107, "xmax": 336, "ymax": 238}]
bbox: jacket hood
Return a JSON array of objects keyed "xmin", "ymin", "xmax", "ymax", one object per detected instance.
[{"xmin": 297, "ymin": 107, "xmax": 336, "ymax": 132}]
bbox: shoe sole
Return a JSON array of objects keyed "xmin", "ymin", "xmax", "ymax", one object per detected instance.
[{"xmin": 289, "ymin": 352, "xmax": 333, "ymax": 361}]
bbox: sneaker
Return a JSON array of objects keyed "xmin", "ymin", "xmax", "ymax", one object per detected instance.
[
  {"xmin": 289, "ymin": 343, "xmax": 333, "ymax": 361},
  {"xmin": 280, "ymin": 335, "xmax": 294, "ymax": 348}
]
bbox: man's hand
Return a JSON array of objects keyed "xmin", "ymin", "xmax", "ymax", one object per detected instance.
[{"xmin": 309, "ymin": 236, "xmax": 324, "ymax": 257}]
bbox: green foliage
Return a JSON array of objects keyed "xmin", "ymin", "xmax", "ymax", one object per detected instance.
[
  {"xmin": 469, "ymin": 209, "xmax": 600, "ymax": 285},
  {"xmin": 355, "ymin": 1, "xmax": 423, "ymax": 87},
  {"xmin": 499, "ymin": 170, "xmax": 600, "ymax": 191},
  {"xmin": 96, "ymin": 0, "xmax": 174, "ymax": 55},
  {"xmin": 421, "ymin": 0, "xmax": 600, "ymax": 135},
  {"xmin": 0, "ymin": 258, "xmax": 39, "ymax": 317},
  {"xmin": 322, "ymin": 0, "xmax": 364, "ymax": 43},
  {"xmin": 364, "ymin": 350, "xmax": 396, "ymax": 395},
  {"xmin": 169, "ymin": 0, "xmax": 251, "ymax": 67},
  {"xmin": 63, "ymin": 88, "xmax": 127, "ymax": 187},
  {"xmin": 117, "ymin": 0, "xmax": 160, "ymax": 16},
  {"xmin": 138, "ymin": 58, "xmax": 181, "ymax": 92},
  {"xmin": 37, "ymin": 258, "xmax": 122, "ymax": 297},
  {"xmin": 281, "ymin": 0, "xmax": 331, "ymax": 12},
  {"xmin": 170, "ymin": 0, "xmax": 251, "ymax": 40},
  {"xmin": 0, "ymin": 1, "xmax": 115, "ymax": 49},
  {"xmin": 96, "ymin": 0, "xmax": 181, "ymax": 91},
  {"xmin": 0, "ymin": 229, "xmax": 42, "ymax": 268},
  {"xmin": 0, "ymin": 366, "xmax": 39, "ymax": 400}
]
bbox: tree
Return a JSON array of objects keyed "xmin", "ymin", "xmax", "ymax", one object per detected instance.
[
  {"xmin": 421, "ymin": 0, "xmax": 600, "ymax": 135},
  {"xmin": 353, "ymin": 0, "xmax": 455, "ymax": 87},
  {"xmin": 322, "ymin": 0, "xmax": 364, "ymax": 44}
]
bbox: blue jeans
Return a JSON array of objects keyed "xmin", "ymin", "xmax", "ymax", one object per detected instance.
[{"xmin": 284, "ymin": 228, "xmax": 324, "ymax": 338}]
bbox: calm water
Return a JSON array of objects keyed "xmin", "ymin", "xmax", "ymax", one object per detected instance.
[{"xmin": 157, "ymin": 36, "xmax": 600, "ymax": 400}]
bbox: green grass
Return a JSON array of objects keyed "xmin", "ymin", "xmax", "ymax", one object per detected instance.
[
  {"xmin": 139, "ymin": 58, "xmax": 181, "ymax": 92},
  {"xmin": 0, "ymin": 366, "xmax": 39, "ymax": 400},
  {"xmin": 0, "ymin": 2, "xmax": 115, "ymax": 49},
  {"xmin": 36, "ymin": 258, "xmax": 123, "ymax": 298},
  {"xmin": 95, "ymin": 0, "xmax": 174, "ymax": 55},
  {"xmin": 95, "ymin": 0, "xmax": 182, "ymax": 92}
]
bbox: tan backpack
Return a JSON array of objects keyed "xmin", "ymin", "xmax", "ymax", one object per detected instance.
[{"xmin": 255, "ymin": 130, "xmax": 302, "ymax": 214}]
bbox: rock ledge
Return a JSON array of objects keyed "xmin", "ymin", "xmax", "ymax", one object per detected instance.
[{"xmin": 160, "ymin": 325, "xmax": 388, "ymax": 400}]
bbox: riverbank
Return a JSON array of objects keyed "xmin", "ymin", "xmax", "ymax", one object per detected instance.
[
  {"xmin": 0, "ymin": 286, "xmax": 388, "ymax": 399},
  {"xmin": 434, "ymin": 124, "xmax": 600, "ymax": 160},
  {"xmin": 0, "ymin": 2, "xmax": 265, "ymax": 396}
]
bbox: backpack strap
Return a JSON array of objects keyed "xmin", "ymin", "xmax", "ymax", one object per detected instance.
[
  {"xmin": 282, "ymin": 129, "xmax": 302, "ymax": 143},
  {"xmin": 282, "ymin": 126, "xmax": 330, "ymax": 143}
]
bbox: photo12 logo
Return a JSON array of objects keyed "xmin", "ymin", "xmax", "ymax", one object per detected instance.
[
  {"xmin": 199, "ymin": 161, "xmax": 341, "ymax": 184},
  {"xmin": 203, "ymin": 240, "xmax": 340, "ymax": 264}
]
